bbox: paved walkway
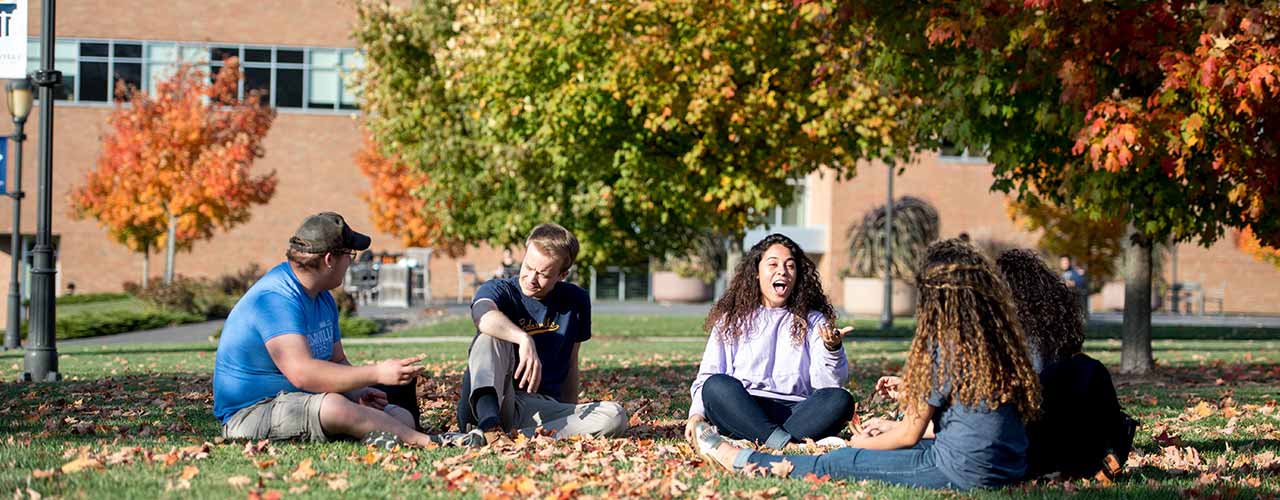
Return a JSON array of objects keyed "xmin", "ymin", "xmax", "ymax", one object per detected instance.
[
  {"xmin": 61, "ymin": 319, "xmax": 225, "ymax": 347},
  {"xmin": 47, "ymin": 302, "xmax": 1280, "ymax": 347}
]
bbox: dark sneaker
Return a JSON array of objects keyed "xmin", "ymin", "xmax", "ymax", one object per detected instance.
[
  {"xmin": 427, "ymin": 430, "xmax": 487, "ymax": 448},
  {"xmin": 362, "ymin": 430, "xmax": 404, "ymax": 450}
]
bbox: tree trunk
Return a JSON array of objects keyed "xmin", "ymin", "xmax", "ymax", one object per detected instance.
[
  {"xmin": 1121, "ymin": 223, "xmax": 1154, "ymax": 375},
  {"xmin": 164, "ymin": 213, "xmax": 177, "ymax": 285},
  {"xmin": 719, "ymin": 236, "xmax": 744, "ymax": 301},
  {"xmin": 142, "ymin": 246, "xmax": 150, "ymax": 289}
]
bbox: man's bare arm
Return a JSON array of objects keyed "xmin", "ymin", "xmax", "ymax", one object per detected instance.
[
  {"xmin": 266, "ymin": 334, "xmax": 422, "ymax": 393},
  {"xmin": 472, "ymin": 298, "xmax": 543, "ymax": 392},
  {"xmin": 472, "ymin": 299, "xmax": 532, "ymax": 344}
]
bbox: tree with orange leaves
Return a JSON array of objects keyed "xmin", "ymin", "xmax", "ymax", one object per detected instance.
[
  {"xmin": 1238, "ymin": 227, "xmax": 1280, "ymax": 268},
  {"xmin": 356, "ymin": 132, "xmax": 463, "ymax": 256},
  {"xmin": 69, "ymin": 59, "xmax": 277, "ymax": 286}
]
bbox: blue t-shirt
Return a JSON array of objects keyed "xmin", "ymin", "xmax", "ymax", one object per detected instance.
[
  {"xmin": 927, "ymin": 387, "xmax": 1029, "ymax": 489},
  {"xmin": 472, "ymin": 277, "xmax": 591, "ymax": 399},
  {"xmin": 212, "ymin": 263, "xmax": 341, "ymax": 423}
]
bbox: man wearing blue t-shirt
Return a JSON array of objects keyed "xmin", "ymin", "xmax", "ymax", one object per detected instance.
[
  {"xmin": 213, "ymin": 212, "xmax": 462, "ymax": 448},
  {"xmin": 457, "ymin": 223, "xmax": 627, "ymax": 440}
]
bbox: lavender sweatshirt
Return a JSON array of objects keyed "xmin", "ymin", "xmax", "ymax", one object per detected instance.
[{"xmin": 688, "ymin": 307, "xmax": 850, "ymax": 417}]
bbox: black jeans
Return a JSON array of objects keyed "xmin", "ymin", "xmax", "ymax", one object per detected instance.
[
  {"xmin": 701, "ymin": 373, "xmax": 854, "ymax": 449},
  {"xmin": 372, "ymin": 379, "xmax": 422, "ymax": 432}
]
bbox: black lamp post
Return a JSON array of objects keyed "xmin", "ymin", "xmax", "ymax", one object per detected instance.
[
  {"xmin": 880, "ymin": 163, "xmax": 894, "ymax": 332},
  {"xmin": 3, "ymin": 78, "xmax": 31, "ymax": 351},
  {"xmin": 21, "ymin": 0, "xmax": 60, "ymax": 382}
]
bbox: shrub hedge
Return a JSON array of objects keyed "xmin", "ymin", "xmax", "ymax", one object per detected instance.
[
  {"xmin": 24, "ymin": 308, "xmax": 204, "ymax": 341},
  {"xmin": 338, "ymin": 315, "xmax": 380, "ymax": 338},
  {"xmin": 55, "ymin": 292, "xmax": 133, "ymax": 306}
]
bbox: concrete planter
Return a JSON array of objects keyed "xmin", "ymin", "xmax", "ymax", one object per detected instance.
[
  {"xmin": 652, "ymin": 271, "xmax": 713, "ymax": 303},
  {"xmin": 843, "ymin": 277, "xmax": 916, "ymax": 317}
]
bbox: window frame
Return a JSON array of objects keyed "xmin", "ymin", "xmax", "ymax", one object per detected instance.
[
  {"xmin": 772, "ymin": 180, "xmax": 807, "ymax": 227},
  {"xmin": 25, "ymin": 37, "xmax": 364, "ymax": 114}
]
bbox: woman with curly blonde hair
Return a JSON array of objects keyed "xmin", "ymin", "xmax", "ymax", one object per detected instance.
[
  {"xmin": 695, "ymin": 239, "xmax": 1040, "ymax": 490},
  {"xmin": 684, "ymin": 233, "xmax": 854, "ymax": 450}
]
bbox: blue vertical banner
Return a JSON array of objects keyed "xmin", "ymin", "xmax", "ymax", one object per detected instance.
[{"xmin": 0, "ymin": 135, "xmax": 7, "ymax": 193}]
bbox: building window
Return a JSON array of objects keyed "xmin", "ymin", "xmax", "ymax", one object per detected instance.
[
  {"xmin": 25, "ymin": 38, "xmax": 364, "ymax": 113},
  {"xmin": 938, "ymin": 139, "xmax": 987, "ymax": 163},
  {"xmin": 773, "ymin": 182, "xmax": 806, "ymax": 227},
  {"xmin": 308, "ymin": 49, "xmax": 362, "ymax": 110}
]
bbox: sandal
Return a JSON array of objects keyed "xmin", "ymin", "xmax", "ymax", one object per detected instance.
[
  {"xmin": 693, "ymin": 422, "xmax": 754, "ymax": 472},
  {"xmin": 362, "ymin": 430, "xmax": 404, "ymax": 450}
]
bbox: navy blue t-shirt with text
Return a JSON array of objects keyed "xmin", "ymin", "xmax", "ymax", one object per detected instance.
[{"xmin": 472, "ymin": 277, "xmax": 591, "ymax": 399}]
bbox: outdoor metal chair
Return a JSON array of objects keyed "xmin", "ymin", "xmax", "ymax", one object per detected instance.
[
  {"xmin": 457, "ymin": 263, "xmax": 482, "ymax": 302},
  {"xmin": 1201, "ymin": 281, "xmax": 1226, "ymax": 315}
]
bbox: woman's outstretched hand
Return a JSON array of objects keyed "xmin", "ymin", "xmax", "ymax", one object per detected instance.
[
  {"xmin": 874, "ymin": 375, "xmax": 903, "ymax": 400},
  {"xmin": 818, "ymin": 324, "xmax": 854, "ymax": 351}
]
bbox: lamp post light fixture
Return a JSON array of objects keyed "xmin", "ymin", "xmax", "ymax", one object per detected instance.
[
  {"xmin": 22, "ymin": 0, "xmax": 61, "ymax": 382},
  {"xmin": 3, "ymin": 77, "xmax": 31, "ymax": 351}
]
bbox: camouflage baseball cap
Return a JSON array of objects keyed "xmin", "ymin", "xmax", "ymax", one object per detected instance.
[{"xmin": 288, "ymin": 212, "xmax": 371, "ymax": 253}]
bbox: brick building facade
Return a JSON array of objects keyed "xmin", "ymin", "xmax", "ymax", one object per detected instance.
[{"xmin": 0, "ymin": 1, "xmax": 1275, "ymax": 324}]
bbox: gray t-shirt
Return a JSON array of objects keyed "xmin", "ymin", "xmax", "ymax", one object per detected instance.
[{"xmin": 927, "ymin": 387, "xmax": 1029, "ymax": 489}]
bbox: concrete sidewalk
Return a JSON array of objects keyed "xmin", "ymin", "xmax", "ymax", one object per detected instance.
[
  {"xmin": 45, "ymin": 304, "xmax": 1280, "ymax": 347},
  {"xmin": 60, "ymin": 319, "xmax": 225, "ymax": 347}
]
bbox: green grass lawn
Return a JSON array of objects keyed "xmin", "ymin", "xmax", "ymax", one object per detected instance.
[
  {"xmin": 386, "ymin": 315, "xmax": 922, "ymax": 338},
  {"xmin": 389, "ymin": 313, "xmax": 1280, "ymax": 341},
  {"xmin": 1, "ymin": 332, "xmax": 1277, "ymax": 498}
]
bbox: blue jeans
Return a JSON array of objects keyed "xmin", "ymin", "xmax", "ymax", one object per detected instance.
[
  {"xmin": 702, "ymin": 373, "xmax": 854, "ymax": 449},
  {"xmin": 747, "ymin": 440, "xmax": 959, "ymax": 489}
]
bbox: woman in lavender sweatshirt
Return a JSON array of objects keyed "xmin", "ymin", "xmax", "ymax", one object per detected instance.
[
  {"xmin": 683, "ymin": 233, "xmax": 854, "ymax": 450},
  {"xmin": 695, "ymin": 240, "xmax": 1041, "ymax": 490}
]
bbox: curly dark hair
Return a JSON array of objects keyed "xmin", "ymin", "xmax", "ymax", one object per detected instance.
[
  {"xmin": 995, "ymin": 248, "xmax": 1085, "ymax": 369},
  {"xmin": 901, "ymin": 239, "xmax": 1041, "ymax": 422},
  {"xmin": 703, "ymin": 233, "xmax": 835, "ymax": 346}
]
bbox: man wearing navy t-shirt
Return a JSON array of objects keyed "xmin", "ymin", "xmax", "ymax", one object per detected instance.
[{"xmin": 457, "ymin": 223, "xmax": 627, "ymax": 440}]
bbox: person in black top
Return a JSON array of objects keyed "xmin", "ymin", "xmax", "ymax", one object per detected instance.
[{"xmin": 457, "ymin": 223, "xmax": 627, "ymax": 441}]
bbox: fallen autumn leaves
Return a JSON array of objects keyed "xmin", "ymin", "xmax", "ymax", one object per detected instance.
[{"xmin": 2, "ymin": 343, "xmax": 1278, "ymax": 498}]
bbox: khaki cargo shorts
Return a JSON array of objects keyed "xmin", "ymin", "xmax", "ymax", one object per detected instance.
[{"xmin": 222, "ymin": 391, "xmax": 329, "ymax": 442}]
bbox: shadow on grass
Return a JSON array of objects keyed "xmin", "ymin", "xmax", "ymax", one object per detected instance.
[
  {"xmin": 1010, "ymin": 476, "xmax": 1272, "ymax": 499},
  {"xmin": 1086, "ymin": 325, "xmax": 1280, "ymax": 341},
  {"xmin": 0, "ymin": 363, "xmax": 1276, "ymax": 498},
  {"xmin": 842, "ymin": 325, "xmax": 1280, "ymax": 341},
  {"xmin": 0, "ymin": 346, "xmax": 216, "ymax": 363},
  {"xmin": 0, "ymin": 373, "xmax": 218, "ymax": 442},
  {"xmin": 3, "ymin": 361, "xmax": 1275, "ymax": 445}
]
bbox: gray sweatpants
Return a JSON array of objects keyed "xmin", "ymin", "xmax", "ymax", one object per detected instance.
[{"xmin": 460, "ymin": 334, "xmax": 628, "ymax": 438}]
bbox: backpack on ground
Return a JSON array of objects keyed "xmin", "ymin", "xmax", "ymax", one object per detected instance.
[{"xmin": 1026, "ymin": 353, "xmax": 1139, "ymax": 480}]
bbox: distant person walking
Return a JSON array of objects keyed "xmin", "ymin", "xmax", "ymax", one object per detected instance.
[{"xmin": 1059, "ymin": 255, "xmax": 1089, "ymax": 315}]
